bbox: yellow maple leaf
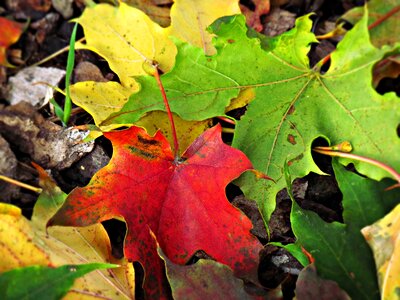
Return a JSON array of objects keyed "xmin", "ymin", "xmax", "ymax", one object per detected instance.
[
  {"xmin": 361, "ymin": 204, "xmax": 400, "ymax": 300},
  {"xmin": 70, "ymin": 0, "xmax": 240, "ymax": 145},
  {"xmin": 169, "ymin": 0, "xmax": 240, "ymax": 55},
  {"xmin": 76, "ymin": 2, "xmax": 176, "ymax": 88},
  {"xmin": 0, "ymin": 167, "xmax": 135, "ymax": 299},
  {"xmin": 70, "ymin": 81, "xmax": 132, "ymax": 128}
]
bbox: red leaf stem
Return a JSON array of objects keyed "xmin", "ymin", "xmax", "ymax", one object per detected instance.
[{"xmin": 153, "ymin": 65, "xmax": 180, "ymax": 158}]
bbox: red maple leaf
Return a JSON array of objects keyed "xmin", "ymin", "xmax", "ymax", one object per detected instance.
[
  {"xmin": 48, "ymin": 124, "xmax": 263, "ymax": 299},
  {"xmin": 0, "ymin": 17, "xmax": 23, "ymax": 66}
]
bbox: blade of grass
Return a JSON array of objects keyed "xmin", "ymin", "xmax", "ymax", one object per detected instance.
[
  {"xmin": 50, "ymin": 98, "xmax": 65, "ymax": 121},
  {"xmin": 63, "ymin": 22, "xmax": 78, "ymax": 125}
]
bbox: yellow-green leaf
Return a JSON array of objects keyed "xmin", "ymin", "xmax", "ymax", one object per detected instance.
[
  {"xmin": 134, "ymin": 111, "xmax": 213, "ymax": 153},
  {"xmin": 71, "ymin": 0, "xmax": 239, "ymax": 140},
  {"xmin": 362, "ymin": 204, "xmax": 400, "ymax": 300}
]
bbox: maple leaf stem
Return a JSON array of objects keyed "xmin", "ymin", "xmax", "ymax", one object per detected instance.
[
  {"xmin": 367, "ymin": 5, "xmax": 400, "ymax": 30},
  {"xmin": 153, "ymin": 66, "xmax": 180, "ymax": 158},
  {"xmin": 312, "ymin": 148, "xmax": 400, "ymax": 188}
]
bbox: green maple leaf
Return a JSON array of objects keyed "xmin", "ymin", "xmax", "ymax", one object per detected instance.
[
  {"xmin": 287, "ymin": 160, "xmax": 399, "ymax": 300},
  {"xmin": 0, "ymin": 263, "xmax": 117, "ymax": 300},
  {"xmin": 109, "ymin": 10, "xmax": 399, "ymax": 223}
]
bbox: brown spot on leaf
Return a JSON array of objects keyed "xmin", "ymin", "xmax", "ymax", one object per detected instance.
[
  {"xmin": 287, "ymin": 134, "xmax": 296, "ymax": 145},
  {"xmin": 127, "ymin": 146, "xmax": 156, "ymax": 159},
  {"xmin": 288, "ymin": 105, "xmax": 295, "ymax": 115},
  {"xmin": 288, "ymin": 154, "xmax": 303, "ymax": 166},
  {"xmin": 138, "ymin": 135, "xmax": 160, "ymax": 146},
  {"xmin": 227, "ymin": 39, "xmax": 235, "ymax": 43}
]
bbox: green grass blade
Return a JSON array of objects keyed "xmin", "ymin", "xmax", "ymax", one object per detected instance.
[
  {"xmin": 50, "ymin": 98, "xmax": 64, "ymax": 121},
  {"xmin": 63, "ymin": 22, "xmax": 78, "ymax": 125}
]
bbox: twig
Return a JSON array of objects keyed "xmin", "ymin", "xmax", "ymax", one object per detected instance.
[
  {"xmin": 0, "ymin": 175, "xmax": 42, "ymax": 193},
  {"xmin": 313, "ymin": 147, "xmax": 400, "ymax": 190}
]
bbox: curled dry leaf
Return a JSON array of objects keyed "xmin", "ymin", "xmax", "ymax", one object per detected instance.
[
  {"xmin": 295, "ymin": 263, "xmax": 350, "ymax": 300},
  {"xmin": 156, "ymin": 239, "xmax": 260, "ymax": 300}
]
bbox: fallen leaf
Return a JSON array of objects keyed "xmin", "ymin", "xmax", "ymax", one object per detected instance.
[
  {"xmin": 287, "ymin": 161, "xmax": 399, "ymax": 299},
  {"xmin": 0, "ymin": 165, "xmax": 135, "ymax": 299},
  {"xmin": 71, "ymin": 0, "xmax": 241, "ymax": 139},
  {"xmin": 0, "ymin": 204, "xmax": 50, "ymax": 271},
  {"xmin": 124, "ymin": 0, "xmax": 172, "ymax": 27},
  {"xmin": 362, "ymin": 204, "xmax": 400, "ymax": 300},
  {"xmin": 70, "ymin": 81, "xmax": 133, "ymax": 129},
  {"xmin": 75, "ymin": 2, "xmax": 176, "ymax": 88},
  {"xmin": 157, "ymin": 241, "xmax": 258, "ymax": 300},
  {"xmin": 0, "ymin": 263, "xmax": 117, "ymax": 300},
  {"xmin": 169, "ymin": 0, "xmax": 240, "ymax": 55},
  {"xmin": 48, "ymin": 124, "xmax": 263, "ymax": 299},
  {"xmin": 295, "ymin": 263, "xmax": 350, "ymax": 300},
  {"xmin": 341, "ymin": 0, "xmax": 400, "ymax": 47},
  {"xmin": 112, "ymin": 12, "xmax": 400, "ymax": 225},
  {"xmin": 372, "ymin": 54, "xmax": 400, "ymax": 87},
  {"xmin": 226, "ymin": 88, "xmax": 256, "ymax": 112},
  {"xmin": 134, "ymin": 111, "xmax": 213, "ymax": 154},
  {"xmin": 0, "ymin": 17, "xmax": 23, "ymax": 67},
  {"xmin": 263, "ymin": 7, "xmax": 296, "ymax": 37},
  {"xmin": 70, "ymin": 81, "xmax": 213, "ymax": 150}
]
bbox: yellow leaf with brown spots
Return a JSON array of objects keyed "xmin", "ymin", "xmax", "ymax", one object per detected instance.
[
  {"xmin": 70, "ymin": 81, "xmax": 132, "ymax": 129},
  {"xmin": 71, "ymin": 0, "xmax": 240, "ymax": 138},
  {"xmin": 75, "ymin": 2, "xmax": 177, "ymax": 88},
  {"xmin": 0, "ymin": 166, "xmax": 135, "ymax": 299},
  {"xmin": 0, "ymin": 203, "xmax": 50, "ymax": 272},
  {"xmin": 362, "ymin": 204, "xmax": 400, "ymax": 300}
]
